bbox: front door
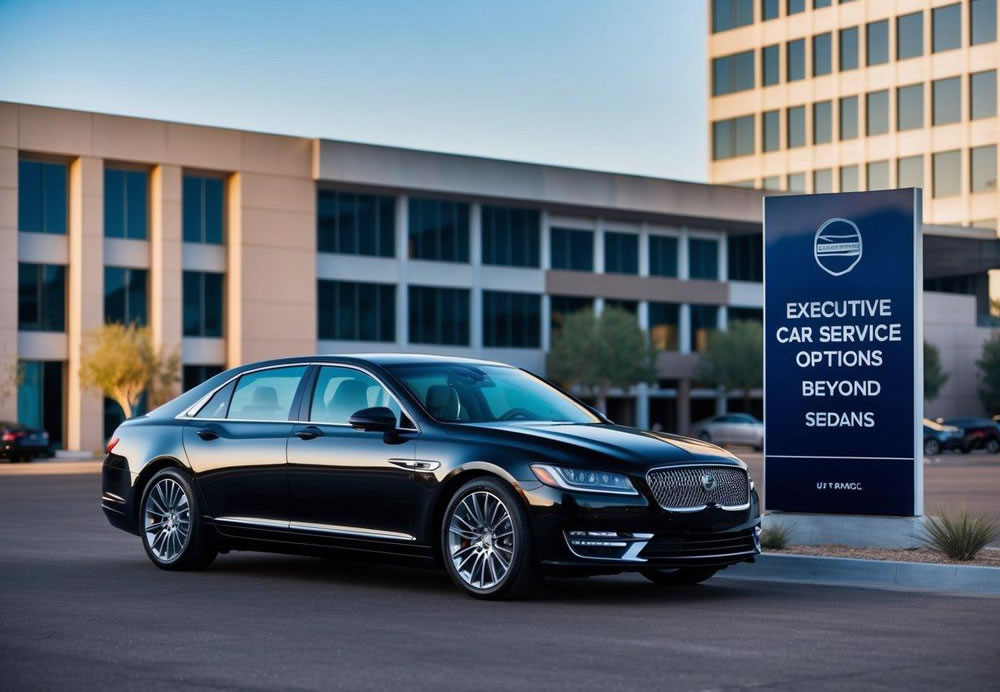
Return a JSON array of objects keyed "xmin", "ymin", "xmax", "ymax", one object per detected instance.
[{"xmin": 286, "ymin": 365, "xmax": 419, "ymax": 542}]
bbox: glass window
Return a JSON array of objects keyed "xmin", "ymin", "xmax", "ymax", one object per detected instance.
[
  {"xmin": 971, "ymin": 70, "xmax": 997, "ymax": 120},
  {"xmin": 690, "ymin": 305, "xmax": 720, "ymax": 352},
  {"xmin": 933, "ymin": 77, "xmax": 962, "ymax": 125},
  {"xmin": 688, "ymin": 238, "xmax": 719, "ymax": 280},
  {"xmin": 897, "ymin": 12, "xmax": 924, "ymax": 60},
  {"xmin": 408, "ymin": 286, "xmax": 470, "ymax": 346},
  {"xmin": 309, "ymin": 366, "xmax": 402, "ymax": 426},
  {"xmin": 550, "ymin": 295, "xmax": 592, "ymax": 338},
  {"xmin": 712, "ymin": 0, "xmax": 754, "ymax": 32},
  {"xmin": 814, "ymin": 168, "xmax": 833, "ymax": 193},
  {"xmin": 713, "ymin": 50, "xmax": 755, "ymax": 95},
  {"xmin": 787, "ymin": 39, "xmax": 805, "ymax": 81},
  {"xmin": 897, "ymin": 84, "xmax": 924, "ymax": 131},
  {"xmin": 317, "ymin": 280, "xmax": 395, "ymax": 342},
  {"xmin": 104, "ymin": 267, "xmax": 147, "ymax": 326},
  {"xmin": 787, "ymin": 172, "xmax": 806, "ymax": 192},
  {"xmin": 409, "ymin": 197, "xmax": 470, "ymax": 262},
  {"xmin": 813, "ymin": 101, "xmax": 832, "ymax": 144},
  {"xmin": 550, "ymin": 227, "xmax": 593, "ymax": 272},
  {"xmin": 866, "ymin": 90, "xmax": 889, "ymax": 136},
  {"xmin": 972, "ymin": 0, "xmax": 997, "ymax": 44},
  {"xmin": 933, "ymin": 3, "xmax": 962, "ymax": 52},
  {"xmin": 763, "ymin": 0, "xmax": 779, "ymax": 20},
  {"xmin": 762, "ymin": 44, "xmax": 780, "ymax": 86},
  {"xmin": 604, "ymin": 231, "xmax": 638, "ymax": 274},
  {"xmin": 728, "ymin": 233, "xmax": 762, "ymax": 282},
  {"xmin": 933, "ymin": 150, "xmax": 962, "ymax": 198},
  {"xmin": 649, "ymin": 302, "xmax": 680, "ymax": 351},
  {"xmin": 839, "ymin": 27, "xmax": 859, "ymax": 70},
  {"xmin": 193, "ymin": 379, "xmax": 235, "ymax": 419},
  {"xmin": 18, "ymin": 159, "xmax": 66, "ymax": 234},
  {"xmin": 867, "ymin": 20, "xmax": 889, "ymax": 65},
  {"xmin": 712, "ymin": 115, "xmax": 755, "ymax": 159},
  {"xmin": 228, "ymin": 366, "xmax": 307, "ymax": 421},
  {"xmin": 18, "ymin": 263, "xmax": 65, "ymax": 332},
  {"xmin": 317, "ymin": 190, "xmax": 395, "ymax": 257},
  {"xmin": 762, "ymin": 176, "xmax": 781, "ymax": 190},
  {"xmin": 104, "ymin": 168, "xmax": 148, "ymax": 240},
  {"xmin": 649, "ymin": 235, "xmax": 678, "ymax": 277},
  {"xmin": 483, "ymin": 291, "xmax": 541, "ymax": 348},
  {"xmin": 814, "ymin": 0, "xmax": 831, "ymax": 7},
  {"xmin": 787, "ymin": 0, "xmax": 805, "ymax": 14},
  {"xmin": 898, "ymin": 155, "xmax": 924, "ymax": 189},
  {"xmin": 482, "ymin": 205, "xmax": 539, "ymax": 267},
  {"xmin": 729, "ymin": 307, "xmax": 763, "ymax": 325},
  {"xmin": 867, "ymin": 161, "xmax": 890, "ymax": 190},
  {"xmin": 840, "ymin": 96, "xmax": 858, "ymax": 140},
  {"xmin": 813, "ymin": 33, "xmax": 832, "ymax": 76},
  {"xmin": 604, "ymin": 299, "xmax": 638, "ymax": 315},
  {"xmin": 182, "ymin": 175, "xmax": 224, "ymax": 244},
  {"xmin": 17, "ymin": 360, "xmax": 63, "ymax": 448},
  {"xmin": 787, "ymin": 106, "xmax": 806, "ymax": 148},
  {"xmin": 840, "ymin": 165, "xmax": 859, "ymax": 192},
  {"xmin": 971, "ymin": 145, "xmax": 998, "ymax": 193},
  {"xmin": 182, "ymin": 271, "xmax": 224, "ymax": 338},
  {"xmin": 183, "ymin": 365, "xmax": 224, "ymax": 392}
]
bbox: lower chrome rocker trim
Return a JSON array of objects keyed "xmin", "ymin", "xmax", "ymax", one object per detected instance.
[{"xmin": 214, "ymin": 515, "xmax": 416, "ymax": 542}]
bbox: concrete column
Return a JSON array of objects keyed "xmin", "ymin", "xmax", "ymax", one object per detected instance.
[
  {"xmin": 540, "ymin": 210, "xmax": 551, "ymax": 270},
  {"xmin": 541, "ymin": 295, "xmax": 551, "ymax": 352},
  {"xmin": 470, "ymin": 202, "xmax": 483, "ymax": 351},
  {"xmin": 66, "ymin": 156, "xmax": 104, "ymax": 452},
  {"xmin": 679, "ymin": 304, "xmax": 692, "ymax": 353},
  {"xmin": 150, "ymin": 165, "xmax": 183, "ymax": 397},
  {"xmin": 678, "ymin": 227, "xmax": 690, "ymax": 280},
  {"xmin": 225, "ymin": 173, "xmax": 242, "ymax": 367},
  {"xmin": 396, "ymin": 195, "xmax": 409, "ymax": 346},
  {"xmin": 636, "ymin": 384, "xmax": 650, "ymax": 430},
  {"xmin": 594, "ymin": 218, "xmax": 605, "ymax": 273},
  {"xmin": 0, "ymin": 143, "xmax": 17, "ymax": 422},
  {"xmin": 638, "ymin": 222, "xmax": 649, "ymax": 277},
  {"xmin": 717, "ymin": 231, "xmax": 727, "ymax": 281},
  {"xmin": 677, "ymin": 378, "xmax": 692, "ymax": 435}
]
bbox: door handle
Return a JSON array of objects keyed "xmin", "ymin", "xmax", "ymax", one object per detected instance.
[
  {"xmin": 389, "ymin": 459, "xmax": 441, "ymax": 472},
  {"xmin": 295, "ymin": 426, "xmax": 324, "ymax": 440},
  {"xmin": 197, "ymin": 430, "xmax": 219, "ymax": 441}
]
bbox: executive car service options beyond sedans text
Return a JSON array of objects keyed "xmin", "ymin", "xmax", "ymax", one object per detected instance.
[{"xmin": 102, "ymin": 354, "xmax": 761, "ymax": 599}]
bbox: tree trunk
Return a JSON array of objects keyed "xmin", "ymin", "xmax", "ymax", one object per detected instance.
[{"xmin": 112, "ymin": 392, "xmax": 133, "ymax": 420}]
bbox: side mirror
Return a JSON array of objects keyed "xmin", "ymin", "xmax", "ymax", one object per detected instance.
[{"xmin": 348, "ymin": 406, "xmax": 397, "ymax": 432}]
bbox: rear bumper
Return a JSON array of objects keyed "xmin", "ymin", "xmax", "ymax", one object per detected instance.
[
  {"xmin": 0, "ymin": 443, "xmax": 50, "ymax": 458},
  {"xmin": 101, "ymin": 454, "xmax": 139, "ymax": 535}
]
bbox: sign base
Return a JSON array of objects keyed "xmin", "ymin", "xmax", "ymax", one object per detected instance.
[{"xmin": 763, "ymin": 512, "xmax": 926, "ymax": 549}]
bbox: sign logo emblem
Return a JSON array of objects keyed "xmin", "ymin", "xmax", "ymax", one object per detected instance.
[
  {"xmin": 700, "ymin": 473, "xmax": 717, "ymax": 492},
  {"xmin": 813, "ymin": 217, "xmax": 863, "ymax": 276}
]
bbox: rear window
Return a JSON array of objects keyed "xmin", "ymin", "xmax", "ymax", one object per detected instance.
[
  {"xmin": 194, "ymin": 380, "xmax": 236, "ymax": 419},
  {"xmin": 227, "ymin": 367, "xmax": 307, "ymax": 421}
]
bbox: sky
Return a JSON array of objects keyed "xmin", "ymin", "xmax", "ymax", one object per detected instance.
[{"xmin": 0, "ymin": 0, "xmax": 707, "ymax": 181}]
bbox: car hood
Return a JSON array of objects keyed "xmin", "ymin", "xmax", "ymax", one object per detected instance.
[{"xmin": 447, "ymin": 421, "xmax": 744, "ymax": 470}]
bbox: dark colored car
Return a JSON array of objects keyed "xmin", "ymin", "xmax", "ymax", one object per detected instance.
[
  {"xmin": 102, "ymin": 354, "xmax": 760, "ymax": 599},
  {"xmin": 938, "ymin": 417, "xmax": 1000, "ymax": 454},
  {"xmin": 922, "ymin": 418, "xmax": 964, "ymax": 455},
  {"xmin": 1, "ymin": 422, "xmax": 50, "ymax": 462}
]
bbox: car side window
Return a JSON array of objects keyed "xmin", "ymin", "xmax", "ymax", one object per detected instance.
[
  {"xmin": 194, "ymin": 380, "xmax": 236, "ymax": 419},
  {"xmin": 310, "ymin": 366, "xmax": 402, "ymax": 426},
  {"xmin": 227, "ymin": 366, "xmax": 307, "ymax": 421}
]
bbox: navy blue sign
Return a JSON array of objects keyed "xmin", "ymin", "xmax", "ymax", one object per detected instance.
[{"xmin": 764, "ymin": 189, "xmax": 922, "ymax": 516}]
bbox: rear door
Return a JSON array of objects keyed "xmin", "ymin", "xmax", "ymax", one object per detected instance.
[{"xmin": 183, "ymin": 365, "xmax": 309, "ymax": 526}]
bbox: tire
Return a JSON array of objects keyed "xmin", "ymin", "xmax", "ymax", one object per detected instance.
[
  {"xmin": 640, "ymin": 567, "xmax": 719, "ymax": 586},
  {"xmin": 987, "ymin": 439, "xmax": 1000, "ymax": 455},
  {"xmin": 441, "ymin": 476, "xmax": 537, "ymax": 600},
  {"xmin": 924, "ymin": 439, "xmax": 940, "ymax": 456},
  {"xmin": 698, "ymin": 431, "xmax": 711, "ymax": 442},
  {"xmin": 139, "ymin": 467, "xmax": 217, "ymax": 571}
]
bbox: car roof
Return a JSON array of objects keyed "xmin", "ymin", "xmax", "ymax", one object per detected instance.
[{"xmin": 334, "ymin": 353, "xmax": 512, "ymax": 367}]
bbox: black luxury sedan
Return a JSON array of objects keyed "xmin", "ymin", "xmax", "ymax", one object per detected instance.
[
  {"xmin": 1, "ymin": 421, "xmax": 50, "ymax": 462},
  {"xmin": 102, "ymin": 354, "xmax": 761, "ymax": 598},
  {"xmin": 938, "ymin": 417, "xmax": 1000, "ymax": 454}
]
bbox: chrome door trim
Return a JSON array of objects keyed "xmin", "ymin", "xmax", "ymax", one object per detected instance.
[
  {"xmin": 644, "ymin": 462, "xmax": 752, "ymax": 513},
  {"xmin": 214, "ymin": 516, "xmax": 289, "ymax": 529},
  {"xmin": 213, "ymin": 515, "xmax": 416, "ymax": 542}
]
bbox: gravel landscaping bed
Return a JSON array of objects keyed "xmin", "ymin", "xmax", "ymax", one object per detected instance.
[{"xmin": 771, "ymin": 545, "xmax": 1000, "ymax": 568}]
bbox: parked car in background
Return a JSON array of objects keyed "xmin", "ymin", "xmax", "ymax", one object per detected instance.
[
  {"xmin": 922, "ymin": 418, "xmax": 964, "ymax": 455},
  {"xmin": 691, "ymin": 413, "xmax": 763, "ymax": 450},
  {"xmin": 0, "ymin": 422, "xmax": 50, "ymax": 462},
  {"xmin": 937, "ymin": 417, "xmax": 1000, "ymax": 454}
]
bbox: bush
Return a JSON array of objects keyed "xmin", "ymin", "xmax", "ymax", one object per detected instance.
[
  {"xmin": 918, "ymin": 508, "xmax": 1000, "ymax": 561},
  {"xmin": 760, "ymin": 520, "xmax": 793, "ymax": 550}
]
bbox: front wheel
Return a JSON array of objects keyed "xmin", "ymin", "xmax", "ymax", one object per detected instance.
[
  {"xmin": 987, "ymin": 439, "xmax": 1000, "ymax": 454},
  {"xmin": 924, "ymin": 439, "xmax": 941, "ymax": 456},
  {"xmin": 140, "ymin": 468, "xmax": 217, "ymax": 571},
  {"xmin": 442, "ymin": 477, "xmax": 536, "ymax": 599},
  {"xmin": 640, "ymin": 567, "xmax": 719, "ymax": 586}
]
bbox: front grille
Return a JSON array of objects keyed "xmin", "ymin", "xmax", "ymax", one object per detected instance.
[
  {"xmin": 639, "ymin": 529, "xmax": 757, "ymax": 561},
  {"xmin": 646, "ymin": 465, "xmax": 749, "ymax": 511}
]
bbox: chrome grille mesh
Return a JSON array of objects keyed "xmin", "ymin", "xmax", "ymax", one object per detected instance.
[{"xmin": 646, "ymin": 466, "xmax": 749, "ymax": 510}]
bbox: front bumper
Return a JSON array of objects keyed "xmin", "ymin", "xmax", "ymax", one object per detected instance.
[{"xmin": 522, "ymin": 481, "xmax": 761, "ymax": 572}]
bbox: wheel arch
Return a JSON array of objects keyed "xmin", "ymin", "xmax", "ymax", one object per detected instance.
[{"xmin": 131, "ymin": 456, "xmax": 191, "ymax": 525}]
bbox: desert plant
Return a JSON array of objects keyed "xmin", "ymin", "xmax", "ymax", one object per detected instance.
[
  {"xmin": 918, "ymin": 508, "xmax": 1000, "ymax": 561},
  {"xmin": 760, "ymin": 520, "xmax": 793, "ymax": 550}
]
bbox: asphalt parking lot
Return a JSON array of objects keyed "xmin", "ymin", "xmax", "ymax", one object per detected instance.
[{"xmin": 1, "ymin": 473, "xmax": 998, "ymax": 691}]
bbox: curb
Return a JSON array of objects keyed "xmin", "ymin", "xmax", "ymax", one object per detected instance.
[{"xmin": 722, "ymin": 553, "xmax": 1000, "ymax": 596}]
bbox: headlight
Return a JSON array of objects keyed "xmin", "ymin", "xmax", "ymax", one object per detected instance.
[{"xmin": 531, "ymin": 464, "xmax": 638, "ymax": 495}]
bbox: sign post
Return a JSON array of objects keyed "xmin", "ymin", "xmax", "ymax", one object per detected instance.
[{"xmin": 764, "ymin": 189, "xmax": 922, "ymax": 517}]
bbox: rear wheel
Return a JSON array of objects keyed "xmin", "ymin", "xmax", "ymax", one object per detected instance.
[
  {"xmin": 441, "ymin": 477, "xmax": 536, "ymax": 600},
  {"xmin": 140, "ymin": 468, "xmax": 217, "ymax": 571},
  {"xmin": 987, "ymin": 439, "xmax": 1000, "ymax": 454},
  {"xmin": 640, "ymin": 567, "xmax": 719, "ymax": 586},
  {"xmin": 924, "ymin": 439, "xmax": 940, "ymax": 456}
]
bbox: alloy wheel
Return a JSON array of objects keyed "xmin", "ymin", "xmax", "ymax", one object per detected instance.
[
  {"xmin": 447, "ymin": 490, "xmax": 515, "ymax": 591},
  {"xmin": 144, "ymin": 477, "xmax": 191, "ymax": 562}
]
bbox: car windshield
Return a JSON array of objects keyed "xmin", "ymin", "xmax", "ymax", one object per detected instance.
[{"xmin": 385, "ymin": 363, "xmax": 601, "ymax": 424}]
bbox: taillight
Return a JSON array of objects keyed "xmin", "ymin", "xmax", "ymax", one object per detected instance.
[
  {"xmin": 2, "ymin": 430, "xmax": 25, "ymax": 442},
  {"xmin": 106, "ymin": 436, "xmax": 120, "ymax": 454}
]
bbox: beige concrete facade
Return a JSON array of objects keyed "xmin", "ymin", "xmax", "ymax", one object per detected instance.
[{"xmin": 708, "ymin": 0, "xmax": 999, "ymax": 228}]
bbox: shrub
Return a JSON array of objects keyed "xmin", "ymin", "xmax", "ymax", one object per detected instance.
[
  {"xmin": 760, "ymin": 520, "xmax": 793, "ymax": 550},
  {"xmin": 918, "ymin": 508, "xmax": 1000, "ymax": 561}
]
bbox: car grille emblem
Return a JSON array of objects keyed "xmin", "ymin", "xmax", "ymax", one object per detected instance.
[{"xmin": 700, "ymin": 473, "xmax": 717, "ymax": 492}]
